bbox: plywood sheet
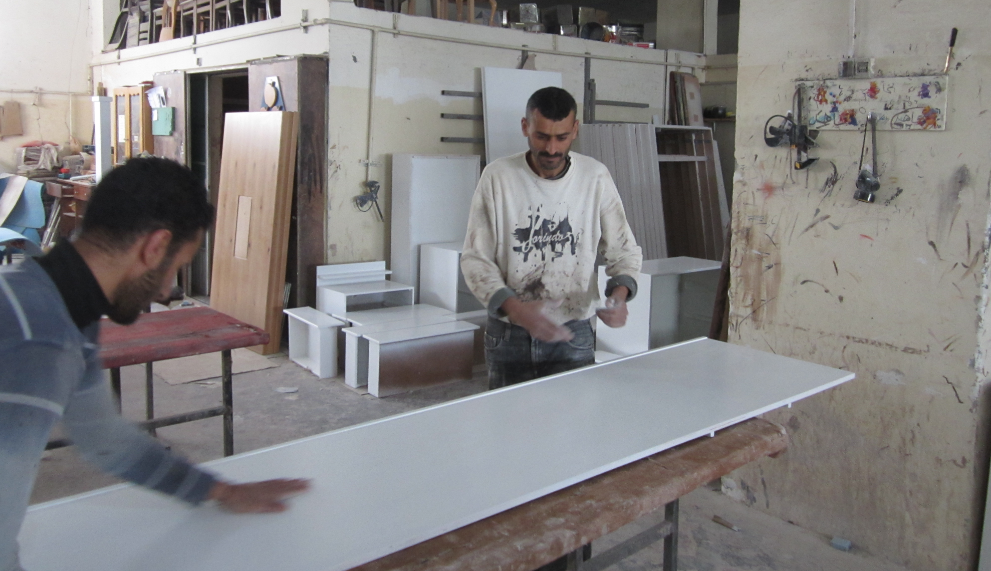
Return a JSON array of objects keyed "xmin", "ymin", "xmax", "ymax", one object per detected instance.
[
  {"xmin": 20, "ymin": 338, "xmax": 853, "ymax": 571},
  {"xmin": 481, "ymin": 67, "xmax": 563, "ymax": 163},
  {"xmin": 209, "ymin": 112, "xmax": 299, "ymax": 354}
]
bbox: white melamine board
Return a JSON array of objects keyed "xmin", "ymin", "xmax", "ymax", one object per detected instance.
[
  {"xmin": 391, "ymin": 155, "xmax": 480, "ymax": 299},
  {"xmin": 335, "ymin": 303, "xmax": 455, "ymax": 327},
  {"xmin": 481, "ymin": 67, "xmax": 563, "ymax": 164},
  {"xmin": 364, "ymin": 320, "xmax": 479, "ymax": 344},
  {"xmin": 20, "ymin": 339, "xmax": 853, "ymax": 571},
  {"xmin": 316, "ymin": 262, "xmax": 391, "ymax": 286}
]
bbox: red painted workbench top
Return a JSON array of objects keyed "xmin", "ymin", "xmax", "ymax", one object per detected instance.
[{"xmin": 99, "ymin": 306, "xmax": 269, "ymax": 369}]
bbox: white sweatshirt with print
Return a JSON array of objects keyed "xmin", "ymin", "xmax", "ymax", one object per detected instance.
[{"xmin": 461, "ymin": 151, "xmax": 643, "ymax": 324}]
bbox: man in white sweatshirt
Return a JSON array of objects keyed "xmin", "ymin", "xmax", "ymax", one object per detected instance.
[{"xmin": 461, "ymin": 87, "xmax": 643, "ymax": 391}]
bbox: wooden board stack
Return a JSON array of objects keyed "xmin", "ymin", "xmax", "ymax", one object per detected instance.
[
  {"xmin": 578, "ymin": 123, "xmax": 668, "ymax": 261},
  {"xmin": 668, "ymin": 71, "xmax": 704, "ymax": 127},
  {"xmin": 579, "ymin": 123, "xmax": 728, "ymax": 262},
  {"xmin": 210, "ymin": 111, "xmax": 299, "ymax": 354},
  {"xmin": 656, "ymin": 126, "xmax": 728, "ymax": 261}
]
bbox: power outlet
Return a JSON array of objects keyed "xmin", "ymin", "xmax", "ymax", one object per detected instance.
[{"xmin": 839, "ymin": 59, "xmax": 872, "ymax": 78}]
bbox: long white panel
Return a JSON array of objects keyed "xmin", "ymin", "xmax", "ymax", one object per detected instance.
[
  {"xmin": 481, "ymin": 67, "xmax": 563, "ymax": 163},
  {"xmin": 20, "ymin": 339, "xmax": 853, "ymax": 571}
]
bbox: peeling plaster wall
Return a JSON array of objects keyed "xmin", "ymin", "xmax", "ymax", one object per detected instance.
[
  {"xmin": 0, "ymin": 0, "xmax": 92, "ymax": 172},
  {"xmin": 726, "ymin": 1, "xmax": 991, "ymax": 568},
  {"xmin": 90, "ymin": 0, "xmax": 691, "ymax": 268}
]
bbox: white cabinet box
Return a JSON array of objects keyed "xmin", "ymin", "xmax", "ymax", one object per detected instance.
[{"xmin": 596, "ymin": 257, "xmax": 721, "ymax": 356}]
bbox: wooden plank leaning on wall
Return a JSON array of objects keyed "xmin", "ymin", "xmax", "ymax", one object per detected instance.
[{"xmin": 209, "ymin": 111, "xmax": 299, "ymax": 354}]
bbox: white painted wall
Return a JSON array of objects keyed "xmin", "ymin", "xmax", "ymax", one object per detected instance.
[
  {"xmin": 0, "ymin": 0, "xmax": 92, "ymax": 172},
  {"xmin": 726, "ymin": 1, "xmax": 991, "ymax": 569},
  {"xmin": 89, "ymin": 1, "xmax": 693, "ymax": 267}
]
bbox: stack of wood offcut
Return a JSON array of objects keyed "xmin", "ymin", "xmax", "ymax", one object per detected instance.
[{"xmin": 669, "ymin": 71, "xmax": 704, "ymax": 127}]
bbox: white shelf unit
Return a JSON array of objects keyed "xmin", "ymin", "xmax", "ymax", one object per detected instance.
[
  {"xmin": 596, "ymin": 257, "xmax": 722, "ymax": 356},
  {"xmin": 364, "ymin": 320, "xmax": 479, "ymax": 397},
  {"xmin": 283, "ymin": 307, "xmax": 347, "ymax": 379},
  {"xmin": 316, "ymin": 280, "xmax": 414, "ymax": 316},
  {"xmin": 337, "ymin": 304, "xmax": 457, "ymax": 389},
  {"xmin": 419, "ymin": 242, "xmax": 485, "ymax": 314}
]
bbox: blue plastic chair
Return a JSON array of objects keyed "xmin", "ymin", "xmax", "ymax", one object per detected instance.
[{"xmin": 0, "ymin": 176, "xmax": 46, "ymax": 261}]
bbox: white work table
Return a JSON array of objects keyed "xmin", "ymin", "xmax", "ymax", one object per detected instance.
[{"xmin": 20, "ymin": 338, "xmax": 853, "ymax": 571}]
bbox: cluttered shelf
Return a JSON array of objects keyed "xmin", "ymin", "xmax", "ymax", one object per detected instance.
[
  {"xmin": 106, "ymin": 0, "xmax": 283, "ymax": 51},
  {"xmin": 354, "ymin": 2, "xmax": 656, "ymax": 48}
]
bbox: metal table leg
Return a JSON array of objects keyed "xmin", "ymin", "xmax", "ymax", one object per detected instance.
[
  {"xmin": 663, "ymin": 499, "xmax": 679, "ymax": 571},
  {"xmin": 145, "ymin": 362, "xmax": 156, "ymax": 436},
  {"xmin": 222, "ymin": 349, "xmax": 233, "ymax": 456},
  {"xmin": 110, "ymin": 368, "xmax": 122, "ymax": 413}
]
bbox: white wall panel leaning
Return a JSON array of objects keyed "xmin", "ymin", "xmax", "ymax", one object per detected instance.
[
  {"xmin": 20, "ymin": 339, "xmax": 853, "ymax": 571},
  {"xmin": 390, "ymin": 155, "xmax": 480, "ymax": 299},
  {"xmin": 481, "ymin": 67, "xmax": 564, "ymax": 163}
]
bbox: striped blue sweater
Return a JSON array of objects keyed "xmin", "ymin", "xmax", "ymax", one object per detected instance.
[{"xmin": 0, "ymin": 258, "xmax": 217, "ymax": 571}]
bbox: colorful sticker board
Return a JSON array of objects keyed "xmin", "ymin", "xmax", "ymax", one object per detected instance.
[{"xmin": 796, "ymin": 76, "xmax": 948, "ymax": 131}]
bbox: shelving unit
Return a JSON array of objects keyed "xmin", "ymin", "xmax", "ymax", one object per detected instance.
[{"xmin": 112, "ymin": 85, "xmax": 154, "ymax": 162}]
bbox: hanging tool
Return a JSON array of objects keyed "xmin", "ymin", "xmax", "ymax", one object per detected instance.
[
  {"xmin": 792, "ymin": 85, "xmax": 819, "ymax": 170},
  {"xmin": 763, "ymin": 112, "xmax": 795, "ymax": 147},
  {"xmin": 943, "ymin": 28, "xmax": 958, "ymax": 74},
  {"xmin": 763, "ymin": 86, "xmax": 819, "ymax": 170},
  {"xmin": 854, "ymin": 113, "xmax": 879, "ymax": 203},
  {"xmin": 355, "ymin": 180, "xmax": 384, "ymax": 220}
]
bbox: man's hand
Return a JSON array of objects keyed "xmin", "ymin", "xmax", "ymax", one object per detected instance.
[
  {"xmin": 502, "ymin": 297, "xmax": 573, "ymax": 342},
  {"xmin": 596, "ymin": 286, "xmax": 629, "ymax": 328},
  {"xmin": 208, "ymin": 478, "xmax": 311, "ymax": 513}
]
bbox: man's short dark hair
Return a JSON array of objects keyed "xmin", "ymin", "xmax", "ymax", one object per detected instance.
[
  {"xmin": 81, "ymin": 157, "xmax": 214, "ymax": 253},
  {"xmin": 526, "ymin": 87, "xmax": 578, "ymax": 122}
]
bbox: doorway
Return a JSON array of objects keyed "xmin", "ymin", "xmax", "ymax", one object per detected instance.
[{"xmin": 186, "ymin": 70, "xmax": 249, "ymax": 300}]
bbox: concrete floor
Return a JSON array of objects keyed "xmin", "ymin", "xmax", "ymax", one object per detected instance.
[{"xmin": 31, "ymin": 346, "xmax": 909, "ymax": 571}]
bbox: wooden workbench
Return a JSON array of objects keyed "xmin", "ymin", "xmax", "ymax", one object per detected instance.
[
  {"xmin": 100, "ymin": 306, "xmax": 269, "ymax": 456},
  {"xmin": 354, "ymin": 417, "xmax": 788, "ymax": 571}
]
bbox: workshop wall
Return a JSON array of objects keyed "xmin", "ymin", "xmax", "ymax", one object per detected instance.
[
  {"xmin": 0, "ymin": 0, "xmax": 92, "ymax": 172},
  {"xmin": 725, "ymin": 1, "xmax": 991, "ymax": 569},
  {"xmin": 90, "ymin": 0, "xmax": 685, "ymax": 267}
]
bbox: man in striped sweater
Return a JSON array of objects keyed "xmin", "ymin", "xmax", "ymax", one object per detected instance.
[{"xmin": 0, "ymin": 158, "xmax": 308, "ymax": 571}]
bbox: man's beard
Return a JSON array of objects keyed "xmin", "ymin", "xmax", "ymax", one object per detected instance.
[{"xmin": 106, "ymin": 254, "xmax": 173, "ymax": 325}]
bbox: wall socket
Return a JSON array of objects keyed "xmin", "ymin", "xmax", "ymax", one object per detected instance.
[{"xmin": 839, "ymin": 59, "xmax": 873, "ymax": 78}]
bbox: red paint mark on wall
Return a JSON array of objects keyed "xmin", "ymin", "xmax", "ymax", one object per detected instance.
[
  {"xmin": 760, "ymin": 182, "xmax": 778, "ymax": 198},
  {"xmin": 867, "ymin": 81, "xmax": 880, "ymax": 99},
  {"xmin": 860, "ymin": 234, "xmax": 874, "ymax": 241}
]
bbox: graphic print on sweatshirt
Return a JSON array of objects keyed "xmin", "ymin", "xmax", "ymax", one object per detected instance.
[{"xmin": 512, "ymin": 206, "xmax": 580, "ymax": 263}]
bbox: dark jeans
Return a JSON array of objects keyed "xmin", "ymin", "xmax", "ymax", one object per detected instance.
[{"xmin": 485, "ymin": 317, "xmax": 596, "ymax": 390}]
